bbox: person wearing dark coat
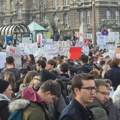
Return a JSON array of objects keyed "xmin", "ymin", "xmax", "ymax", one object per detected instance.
[
  {"xmin": 0, "ymin": 80, "xmax": 13, "ymax": 120},
  {"xmin": 36, "ymin": 59, "xmax": 57, "ymax": 82},
  {"xmin": 59, "ymin": 73, "xmax": 96, "ymax": 120},
  {"xmin": 104, "ymin": 58, "xmax": 120, "ymax": 90},
  {"xmin": 105, "ymin": 98, "xmax": 120, "ymax": 120},
  {"xmin": 78, "ymin": 54, "xmax": 93, "ymax": 73}
]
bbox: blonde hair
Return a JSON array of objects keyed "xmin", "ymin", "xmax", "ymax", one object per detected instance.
[
  {"xmin": 3, "ymin": 71, "xmax": 16, "ymax": 91},
  {"xmin": 102, "ymin": 64, "xmax": 110, "ymax": 78},
  {"xmin": 29, "ymin": 76, "xmax": 41, "ymax": 88}
]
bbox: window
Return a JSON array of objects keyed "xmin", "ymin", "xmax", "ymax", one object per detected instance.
[
  {"xmin": 80, "ymin": 11, "xmax": 84, "ymax": 23},
  {"xmin": 52, "ymin": 0, "xmax": 57, "ymax": 8},
  {"xmin": 86, "ymin": 11, "xmax": 90, "ymax": 24},
  {"xmin": 10, "ymin": 0, "xmax": 14, "ymax": 13},
  {"xmin": 116, "ymin": 11, "xmax": 120, "ymax": 25},
  {"xmin": 17, "ymin": 7, "xmax": 22, "ymax": 20},
  {"xmin": 53, "ymin": 14, "xmax": 58, "ymax": 25},
  {"xmin": 1, "ymin": 0, "xmax": 6, "ymax": 13},
  {"xmin": 63, "ymin": 13, "xmax": 68, "ymax": 26},
  {"xmin": 43, "ymin": 0, "xmax": 47, "ymax": 10},
  {"xmin": 64, "ymin": 0, "xmax": 68, "ymax": 6},
  {"xmin": 106, "ymin": 10, "xmax": 111, "ymax": 20},
  {"xmin": 32, "ymin": 0, "xmax": 36, "ymax": 10}
]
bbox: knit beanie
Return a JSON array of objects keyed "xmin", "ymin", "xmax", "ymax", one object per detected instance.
[{"xmin": 0, "ymin": 80, "xmax": 9, "ymax": 93}]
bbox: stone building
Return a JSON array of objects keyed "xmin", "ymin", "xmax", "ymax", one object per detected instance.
[{"xmin": 0, "ymin": 0, "xmax": 120, "ymax": 36}]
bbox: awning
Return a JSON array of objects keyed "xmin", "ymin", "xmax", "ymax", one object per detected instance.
[
  {"xmin": 0, "ymin": 24, "xmax": 30, "ymax": 35},
  {"xmin": 28, "ymin": 21, "xmax": 46, "ymax": 31}
]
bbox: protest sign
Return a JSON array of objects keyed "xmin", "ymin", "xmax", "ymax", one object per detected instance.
[
  {"xmin": 6, "ymin": 46, "xmax": 21, "ymax": 68},
  {"xmin": 69, "ymin": 47, "xmax": 82, "ymax": 60},
  {"xmin": 0, "ymin": 52, "xmax": 6, "ymax": 68},
  {"xmin": 41, "ymin": 39, "xmax": 53, "ymax": 47},
  {"xmin": 19, "ymin": 43, "xmax": 38, "ymax": 54}
]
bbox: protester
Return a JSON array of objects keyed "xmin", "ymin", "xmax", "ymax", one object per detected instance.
[
  {"xmin": 112, "ymin": 85, "xmax": 120, "ymax": 111},
  {"xmin": 89, "ymin": 79, "xmax": 109, "ymax": 120},
  {"xmin": 23, "ymin": 54, "xmax": 36, "ymax": 71},
  {"xmin": 104, "ymin": 79, "xmax": 120, "ymax": 120},
  {"xmin": 15, "ymin": 68, "xmax": 28, "ymax": 92},
  {"xmin": 59, "ymin": 73, "xmax": 96, "ymax": 120},
  {"xmin": 0, "ymin": 80, "xmax": 13, "ymax": 120},
  {"xmin": 3, "ymin": 71, "xmax": 16, "ymax": 92},
  {"xmin": 9, "ymin": 80, "xmax": 61, "ymax": 120},
  {"xmin": 78, "ymin": 54, "xmax": 93, "ymax": 73},
  {"xmin": 104, "ymin": 58, "xmax": 120, "ymax": 90},
  {"xmin": 19, "ymin": 70, "xmax": 38, "ymax": 91},
  {"xmin": 1, "ymin": 56, "xmax": 20, "ymax": 82},
  {"xmin": 36, "ymin": 59, "xmax": 57, "ymax": 82}
]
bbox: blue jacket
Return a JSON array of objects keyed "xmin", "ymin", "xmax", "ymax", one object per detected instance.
[{"xmin": 59, "ymin": 99, "xmax": 95, "ymax": 120}]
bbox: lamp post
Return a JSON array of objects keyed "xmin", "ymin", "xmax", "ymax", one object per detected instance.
[{"xmin": 92, "ymin": 0, "xmax": 97, "ymax": 48}]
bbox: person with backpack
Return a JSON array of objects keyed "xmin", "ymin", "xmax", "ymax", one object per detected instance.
[{"xmin": 9, "ymin": 80, "xmax": 61, "ymax": 120}]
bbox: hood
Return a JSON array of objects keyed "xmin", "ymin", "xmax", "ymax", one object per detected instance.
[
  {"xmin": 22, "ymin": 87, "xmax": 44, "ymax": 102},
  {"xmin": 9, "ymin": 99, "xmax": 30, "ymax": 112},
  {"xmin": 0, "ymin": 93, "xmax": 11, "ymax": 102}
]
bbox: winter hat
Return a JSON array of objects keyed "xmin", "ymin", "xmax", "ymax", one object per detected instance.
[{"xmin": 0, "ymin": 80, "xmax": 9, "ymax": 93}]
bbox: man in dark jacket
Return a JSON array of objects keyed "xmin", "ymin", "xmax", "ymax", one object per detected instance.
[
  {"xmin": 104, "ymin": 58, "xmax": 120, "ymax": 90},
  {"xmin": 0, "ymin": 79, "xmax": 13, "ymax": 120},
  {"xmin": 1, "ymin": 56, "xmax": 20, "ymax": 82},
  {"xmin": 59, "ymin": 73, "xmax": 96, "ymax": 120},
  {"xmin": 78, "ymin": 54, "xmax": 93, "ymax": 73}
]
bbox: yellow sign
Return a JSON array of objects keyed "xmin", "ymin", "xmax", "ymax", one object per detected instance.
[{"xmin": 46, "ymin": 32, "xmax": 51, "ymax": 39}]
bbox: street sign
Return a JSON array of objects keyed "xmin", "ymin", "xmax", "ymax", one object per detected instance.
[{"xmin": 101, "ymin": 29, "xmax": 109, "ymax": 36}]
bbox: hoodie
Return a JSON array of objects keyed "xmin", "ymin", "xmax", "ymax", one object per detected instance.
[{"xmin": 21, "ymin": 87, "xmax": 43, "ymax": 102}]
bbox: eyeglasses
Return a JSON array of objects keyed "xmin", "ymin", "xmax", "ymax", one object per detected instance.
[
  {"xmin": 81, "ymin": 87, "xmax": 97, "ymax": 93},
  {"xmin": 96, "ymin": 91, "xmax": 110, "ymax": 96}
]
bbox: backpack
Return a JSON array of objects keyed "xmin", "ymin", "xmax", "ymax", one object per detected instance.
[
  {"xmin": 8, "ymin": 109, "xmax": 23, "ymax": 120},
  {"xmin": 8, "ymin": 99, "xmax": 30, "ymax": 120}
]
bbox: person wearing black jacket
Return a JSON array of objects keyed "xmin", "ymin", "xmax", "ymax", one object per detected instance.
[
  {"xmin": 0, "ymin": 80, "xmax": 13, "ymax": 120},
  {"xmin": 59, "ymin": 73, "xmax": 96, "ymax": 120}
]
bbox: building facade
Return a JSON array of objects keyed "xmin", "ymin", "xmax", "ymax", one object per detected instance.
[{"xmin": 0, "ymin": 0, "xmax": 120, "ymax": 36}]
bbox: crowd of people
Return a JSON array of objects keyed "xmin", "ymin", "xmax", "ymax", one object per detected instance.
[{"xmin": 0, "ymin": 47, "xmax": 120, "ymax": 120}]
